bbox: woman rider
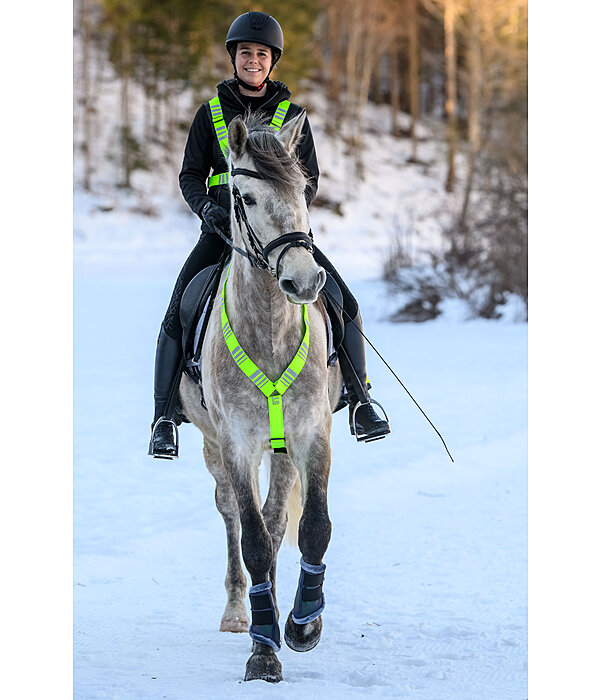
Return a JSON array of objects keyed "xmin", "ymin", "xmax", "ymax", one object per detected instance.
[{"xmin": 149, "ymin": 11, "xmax": 391, "ymax": 458}]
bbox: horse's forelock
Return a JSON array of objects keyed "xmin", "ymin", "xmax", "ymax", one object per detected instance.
[{"xmin": 242, "ymin": 113, "xmax": 307, "ymax": 200}]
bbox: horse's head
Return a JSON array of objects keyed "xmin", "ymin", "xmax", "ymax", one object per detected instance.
[{"xmin": 227, "ymin": 112, "xmax": 326, "ymax": 304}]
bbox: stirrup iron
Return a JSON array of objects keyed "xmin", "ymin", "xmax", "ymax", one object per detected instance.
[
  {"xmin": 148, "ymin": 417, "xmax": 180, "ymax": 459},
  {"xmin": 350, "ymin": 398, "xmax": 391, "ymax": 443}
]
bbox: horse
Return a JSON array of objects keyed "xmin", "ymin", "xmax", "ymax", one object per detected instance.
[{"xmin": 178, "ymin": 110, "xmax": 343, "ymax": 683}]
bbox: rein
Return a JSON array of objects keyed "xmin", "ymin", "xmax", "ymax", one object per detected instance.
[{"xmin": 216, "ymin": 166, "xmax": 314, "ymax": 278}]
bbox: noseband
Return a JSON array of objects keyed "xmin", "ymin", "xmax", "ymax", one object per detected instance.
[{"xmin": 228, "ymin": 166, "xmax": 314, "ymax": 279}]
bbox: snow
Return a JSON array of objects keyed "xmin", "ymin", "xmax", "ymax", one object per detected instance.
[{"xmin": 73, "ymin": 258, "xmax": 527, "ymax": 698}]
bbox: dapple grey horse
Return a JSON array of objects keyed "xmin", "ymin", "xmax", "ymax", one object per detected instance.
[{"xmin": 179, "ymin": 111, "xmax": 343, "ymax": 683}]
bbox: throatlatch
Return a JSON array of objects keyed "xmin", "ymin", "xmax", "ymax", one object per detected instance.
[
  {"xmin": 291, "ymin": 558, "xmax": 326, "ymax": 624},
  {"xmin": 248, "ymin": 581, "xmax": 281, "ymax": 651}
]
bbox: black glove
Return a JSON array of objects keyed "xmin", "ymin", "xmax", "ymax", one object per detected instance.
[{"xmin": 200, "ymin": 201, "xmax": 229, "ymax": 232}]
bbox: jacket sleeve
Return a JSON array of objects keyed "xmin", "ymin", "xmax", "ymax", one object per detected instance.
[
  {"xmin": 178, "ymin": 104, "xmax": 215, "ymax": 218},
  {"xmin": 298, "ymin": 115, "xmax": 320, "ymax": 208}
]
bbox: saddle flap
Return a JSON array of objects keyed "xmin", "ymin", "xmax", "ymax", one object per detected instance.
[{"xmin": 179, "ymin": 263, "xmax": 221, "ymax": 357}]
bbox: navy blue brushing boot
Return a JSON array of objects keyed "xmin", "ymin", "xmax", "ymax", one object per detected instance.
[
  {"xmin": 245, "ymin": 581, "xmax": 283, "ymax": 683},
  {"xmin": 248, "ymin": 581, "xmax": 281, "ymax": 651},
  {"xmin": 284, "ymin": 558, "xmax": 326, "ymax": 652}
]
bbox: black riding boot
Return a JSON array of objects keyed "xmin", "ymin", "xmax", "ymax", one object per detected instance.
[
  {"xmin": 338, "ymin": 311, "xmax": 391, "ymax": 442},
  {"xmin": 148, "ymin": 324, "xmax": 184, "ymax": 459}
]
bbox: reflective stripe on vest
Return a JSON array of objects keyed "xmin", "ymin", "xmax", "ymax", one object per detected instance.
[
  {"xmin": 208, "ymin": 97, "xmax": 291, "ymax": 188},
  {"xmin": 209, "ymin": 96, "xmax": 230, "ymax": 160},
  {"xmin": 221, "ymin": 263, "xmax": 309, "ymax": 453}
]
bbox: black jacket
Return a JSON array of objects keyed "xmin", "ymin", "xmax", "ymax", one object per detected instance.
[{"xmin": 179, "ymin": 79, "xmax": 320, "ymax": 218}]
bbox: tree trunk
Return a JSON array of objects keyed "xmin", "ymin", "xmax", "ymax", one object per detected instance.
[
  {"xmin": 166, "ymin": 86, "xmax": 175, "ymax": 167},
  {"xmin": 459, "ymin": 0, "xmax": 483, "ymax": 228},
  {"xmin": 120, "ymin": 29, "xmax": 132, "ymax": 189},
  {"xmin": 372, "ymin": 53, "xmax": 383, "ymax": 105},
  {"xmin": 390, "ymin": 44, "xmax": 401, "ymax": 136},
  {"xmin": 79, "ymin": 0, "xmax": 93, "ymax": 191},
  {"xmin": 324, "ymin": 1, "xmax": 343, "ymax": 132},
  {"xmin": 444, "ymin": 0, "xmax": 458, "ymax": 192},
  {"xmin": 408, "ymin": 0, "xmax": 420, "ymax": 162},
  {"xmin": 355, "ymin": 24, "xmax": 377, "ymax": 178},
  {"xmin": 344, "ymin": 0, "xmax": 360, "ymax": 127}
]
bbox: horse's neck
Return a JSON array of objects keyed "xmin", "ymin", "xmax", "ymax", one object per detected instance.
[{"xmin": 226, "ymin": 256, "xmax": 304, "ymax": 377}]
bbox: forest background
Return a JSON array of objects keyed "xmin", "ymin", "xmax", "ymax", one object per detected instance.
[{"xmin": 74, "ymin": 0, "xmax": 527, "ymax": 320}]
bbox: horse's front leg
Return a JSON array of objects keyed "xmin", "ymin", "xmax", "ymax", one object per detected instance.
[
  {"xmin": 284, "ymin": 432, "xmax": 332, "ymax": 653},
  {"xmin": 261, "ymin": 453, "xmax": 299, "ymax": 618},
  {"xmin": 219, "ymin": 437, "xmax": 282, "ymax": 683}
]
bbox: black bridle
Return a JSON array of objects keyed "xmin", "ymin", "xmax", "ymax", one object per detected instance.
[{"xmin": 212, "ymin": 166, "xmax": 314, "ymax": 279}]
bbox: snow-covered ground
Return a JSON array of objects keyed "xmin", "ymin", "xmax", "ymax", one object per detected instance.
[{"xmin": 74, "ymin": 260, "xmax": 527, "ymax": 699}]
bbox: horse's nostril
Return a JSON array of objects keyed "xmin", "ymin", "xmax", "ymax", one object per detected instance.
[
  {"xmin": 316, "ymin": 269, "xmax": 326, "ymax": 292},
  {"xmin": 279, "ymin": 278, "xmax": 299, "ymax": 297}
]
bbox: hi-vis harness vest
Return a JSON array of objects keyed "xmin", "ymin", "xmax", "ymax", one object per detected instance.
[
  {"xmin": 221, "ymin": 263, "xmax": 309, "ymax": 453},
  {"xmin": 207, "ymin": 95, "xmax": 291, "ymax": 188}
]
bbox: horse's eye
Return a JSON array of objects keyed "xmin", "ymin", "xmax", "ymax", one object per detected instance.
[{"xmin": 242, "ymin": 194, "xmax": 256, "ymax": 206}]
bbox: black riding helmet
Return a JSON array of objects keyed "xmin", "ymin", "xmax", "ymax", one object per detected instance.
[{"xmin": 226, "ymin": 12, "xmax": 284, "ymax": 91}]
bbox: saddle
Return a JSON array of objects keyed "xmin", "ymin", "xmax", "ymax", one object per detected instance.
[
  {"xmin": 179, "ymin": 262, "xmax": 223, "ymax": 384},
  {"xmin": 179, "ymin": 266, "xmax": 345, "ymax": 390}
]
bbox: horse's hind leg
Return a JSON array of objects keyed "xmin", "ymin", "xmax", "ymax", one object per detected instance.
[
  {"xmin": 285, "ymin": 433, "xmax": 332, "ymax": 653},
  {"xmin": 203, "ymin": 438, "xmax": 249, "ymax": 633},
  {"xmin": 261, "ymin": 453, "xmax": 299, "ymax": 617}
]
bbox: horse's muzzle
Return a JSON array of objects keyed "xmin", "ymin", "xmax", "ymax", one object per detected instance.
[{"xmin": 279, "ymin": 267, "xmax": 326, "ymax": 304}]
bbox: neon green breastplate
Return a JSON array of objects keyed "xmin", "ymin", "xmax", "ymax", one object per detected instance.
[{"xmin": 220, "ymin": 264, "xmax": 309, "ymax": 453}]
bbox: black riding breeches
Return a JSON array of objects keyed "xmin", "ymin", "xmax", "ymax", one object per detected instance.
[{"xmin": 162, "ymin": 230, "xmax": 227, "ymax": 339}]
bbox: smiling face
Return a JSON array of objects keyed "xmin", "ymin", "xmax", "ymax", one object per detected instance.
[{"xmin": 235, "ymin": 42, "xmax": 273, "ymax": 90}]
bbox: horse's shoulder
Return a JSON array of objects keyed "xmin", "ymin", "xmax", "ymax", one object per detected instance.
[{"xmin": 313, "ymin": 295, "xmax": 327, "ymax": 323}]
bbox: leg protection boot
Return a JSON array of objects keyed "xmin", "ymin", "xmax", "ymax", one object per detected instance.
[
  {"xmin": 248, "ymin": 581, "xmax": 281, "ymax": 652},
  {"xmin": 338, "ymin": 310, "xmax": 391, "ymax": 442},
  {"xmin": 148, "ymin": 324, "xmax": 184, "ymax": 459}
]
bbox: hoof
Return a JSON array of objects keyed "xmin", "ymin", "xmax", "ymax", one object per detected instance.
[
  {"xmin": 244, "ymin": 642, "xmax": 282, "ymax": 683},
  {"xmin": 220, "ymin": 616, "xmax": 249, "ymax": 633},
  {"xmin": 284, "ymin": 611, "xmax": 322, "ymax": 652}
]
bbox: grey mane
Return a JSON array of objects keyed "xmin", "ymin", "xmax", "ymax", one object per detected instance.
[{"xmin": 243, "ymin": 111, "xmax": 308, "ymax": 200}]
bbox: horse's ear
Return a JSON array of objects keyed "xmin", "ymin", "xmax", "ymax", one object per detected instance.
[
  {"xmin": 275, "ymin": 110, "xmax": 307, "ymax": 155},
  {"xmin": 228, "ymin": 115, "xmax": 248, "ymax": 158}
]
